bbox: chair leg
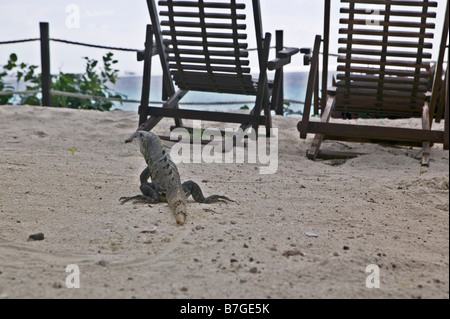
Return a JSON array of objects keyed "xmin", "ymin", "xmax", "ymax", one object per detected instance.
[
  {"xmin": 306, "ymin": 96, "xmax": 335, "ymax": 160},
  {"xmin": 263, "ymin": 86, "xmax": 273, "ymax": 137},
  {"xmin": 421, "ymin": 103, "xmax": 431, "ymax": 167}
]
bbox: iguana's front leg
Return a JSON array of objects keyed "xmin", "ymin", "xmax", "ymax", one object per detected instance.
[
  {"xmin": 182, "ymin": 181, "xmax": 234, "ymax": 204},
  {"xmin": 120, "ymin": 167, "xmax": 165, "ymax": 205}
]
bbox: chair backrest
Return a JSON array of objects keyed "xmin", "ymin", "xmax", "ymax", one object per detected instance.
[
  {"xmin": 152, "ymin": 0, "xmax": 261, "ymax": 96},
  {"xmin": 335, "ymin": 0, "xmax": 438, "ymax": 117}
]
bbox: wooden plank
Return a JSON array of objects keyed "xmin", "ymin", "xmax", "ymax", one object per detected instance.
[
  {"xmin": 445, "ymin": 67, "xmax": 449, "ymax": 150},
  {"xmin": 340, "ymin": 8, "xmax": 437, "ymax": 18},
  {"xmin": 172, "ymin": 71, "xmax": 253, "ymax": 84},
  {"xmin": 147, "ymin": 107, "xmax": 267, "ymax": 125},
  {"xmin": 306, "ymin": 96, "xmax": 335, "ymax": 160},
  {"xmin": 168, "ymin": 56, "xmax": 250, "ymax": 66},
  {"xmin": 299, "ymin": 35, "xmax": 322, "ymax": 139},
  {"xmin": 337, "ymin": 56, "xmax": 430, "ymax": 69},
  {"xmin": 162, "ymin": 30, "xmax": 247, "ymax": 39},
  {"xmin": 340, "ymin": 18, "xmax": 435, "ymax": 29},
  {"xmin": 336, "ymin": 80, "xmax": 428, "ymax": 93},
  {"xmin": 337, "ymin": 65, "xmax": 430, "ymax": 77},
  {"xmin": 341, "ymin": 0, "xmax": 437, "ymax": 7},
  {"xmin": 161, "ymin": 20, "xmax": 247, "ymax": 30},
  {"xmin": 336, "ymin": 74, "xmax": 429, "ymax": 85},
  {"xmin": 163, "ymin": 39, "xmax": 248, "ymax": 49},
  {"xmin": 339, "ymin": 28, "xmax": 434, "ymax": 38},
  {"xmin": 139, "ymin": 25, "xmax": 154, "ymax": 126},
  {"xmin": 158, "ymin": 1, "xmax": 246, "ymax": 9},
  {"xmin": 336, "ymin": 87, "xmax": 428, "ymax": 99},
  {"xmin": 40, "ymin": 22, "xmax": 52, "ymax": 107},
  {"xmin": 166, "ymin": 48, "xmax": 249, "ymax": 57},
  {"xmin": 169, "ymin": 63, "xmax": 251, "ymax": 74},
  {"xmin": 160, "ymin": 11, "xmax": 246, "ymax": 20},
  {"xmin": 430, "ymin": 0, "xmax": 449, "ymax": 123},
  {"xmin": 147, "ymin": 0, "xmax": 174, "ymax": 96},
  {"xmin": 338, "ymin": 48, "xmax": 432, "ymax": 59},
  {"xmin": 305, "ymin": 122, "xmax": 445, "ymax": 144},
  {"xmin": 339, "ymin": 38, "xmax": 433, "ymax": 48},
  {"xmin": 421, "ymin": 103, "xmax": 431, "ymax": 166},
  {"xmin": 322, "ymin": 0, "xmax": 331, "ymax": 114}
]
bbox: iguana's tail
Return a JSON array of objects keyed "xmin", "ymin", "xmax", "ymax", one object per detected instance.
[{"xmin": 167, "ymin": 193, "xmax": 188, "ymax": 226}]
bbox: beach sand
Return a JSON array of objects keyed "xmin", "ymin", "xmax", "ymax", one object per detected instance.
[{"xmin": 0, "ymin": 104, "xmax": 448, "ymax": 299}]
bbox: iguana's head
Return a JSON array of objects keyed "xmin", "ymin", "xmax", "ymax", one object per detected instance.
[{"xmin": 136, "ymin": 131, "xmax": 164, "ymax": 158}]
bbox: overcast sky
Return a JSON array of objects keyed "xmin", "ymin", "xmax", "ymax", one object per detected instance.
[{"xmin": 0, "ymin": 0, "xmax": 447, "ymax": 76}]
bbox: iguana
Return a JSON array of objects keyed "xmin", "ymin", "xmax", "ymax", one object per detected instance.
[{"xmin": 120, "ymin": 131, "xmax": 233, "ymax": 225}]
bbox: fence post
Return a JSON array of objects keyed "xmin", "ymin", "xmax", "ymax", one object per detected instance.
[
  {"xmin": 139, "ymin": 25, "xmax": 154, "ymax": 126},
  {"xmin": 40, "ymin": 22, "xmax": 52, "ymax": 106},
  {"xmin": 275, "ymin": 30, "xmax": 284, "ymax": 115}
]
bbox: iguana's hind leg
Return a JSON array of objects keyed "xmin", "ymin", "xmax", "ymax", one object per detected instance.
[
  {"xmin": 120, "ymin": 182, "xmax": 162, "ymax": 205},
  {"xmin": 121, "ymin": 167, "xmax": 165, "ymax": 205},
  {"xmin": 182, "ymin": 181, "xmax": 234, "ymax": 204}
]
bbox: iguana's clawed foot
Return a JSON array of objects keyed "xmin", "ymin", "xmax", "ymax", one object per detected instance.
[
  {"xmin": 119, "ymin": 195, "xmax": 159, "ymax": 205},
  {"xmin": 202, "ymin": 195, "xmax": 235, "ymax": 204}
]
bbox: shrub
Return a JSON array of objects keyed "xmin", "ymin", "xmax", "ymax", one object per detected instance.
[{"xmin": 0, "ymin": 52, "xmax": 125, "ymax": 111}]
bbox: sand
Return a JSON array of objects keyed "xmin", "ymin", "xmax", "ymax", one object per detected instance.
[{"xmin": 0, "ymin": 104, "xmax": 448, "ymax": 299}]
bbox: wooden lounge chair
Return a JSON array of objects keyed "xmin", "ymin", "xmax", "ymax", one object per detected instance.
[
  {"xmin": 126, "ymin": 0, "xmax": 298, "ymax": 142},
  {"xmin": 298, "ymin": 0, "xmax": 449, "ymax": 166}
]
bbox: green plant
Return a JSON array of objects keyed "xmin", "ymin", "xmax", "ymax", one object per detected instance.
[
  {"xmin": 3, "ymin": 53, "xmax": 41, "ymax": 105},
  {"xmin": 0, "ymin": 52, "xmax": 125, "ymax": 111},
  {"xmin": 0, "ymin": 69, "xmax": 13, "ymax": 105}
]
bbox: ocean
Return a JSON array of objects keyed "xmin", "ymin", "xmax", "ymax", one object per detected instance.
[
  {"xmin": 113, "ymin": 72, "xmax": 309, "ymax": 116},
  {"xmin": 4, "ymin": 72, "xmax": 311, "ymax": 115}
]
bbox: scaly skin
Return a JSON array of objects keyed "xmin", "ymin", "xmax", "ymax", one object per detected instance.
[{"xmin": 120, "ymin": 131, "xmax": 233, "ymax": 225}]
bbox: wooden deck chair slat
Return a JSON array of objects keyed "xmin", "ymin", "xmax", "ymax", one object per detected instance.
[
  {"xmin": 162, "ymin": 30, "xmax": 247, "ymax": 39},
  {"xmin": 336, "ymin": 88, "xmax": 427, "ymax": 100},
  {"xmin": 159, "ymin": 0, "xmax": 246, "ymax": 9},
  {"xmin": 168, "ymin": 56, "xmax": 250, "ymax": 66},
  {"xmin": 337, "ymin": 56, "xmax": 430, "ymax": 69},
  {"xmin": 336, "ymin": 74, "xmax": 429, "ymax": 85},
  {"xmin": 161, "ymin": 20, "xmax": 247, "ymax": 30},
  {"xmin": 340, "ymin": 18, "xmax": 435, "ymax": 29},
  {"xmin": 165, "ymin": 47, "xmax": 249, "ymax": 57},
  {"xmin": 169, "ymin": 63, "xmax": 251, "ymax": 74},
  {"xmin": 341, "ymin": 0, "xmax": 437, "ymax": 7},
  {"xmin": 336, "ymin": 66, "xmax": 430, "ymax": 78},
  {"xmin": 338, "ymin": 38, "xmax": 433, "ymax": 48},
  {"xmin": 338, "ymin": 48, "xmax": 432, "ymax": 59},
  {"xmin": 339, "ymin": 28, "xmax": 434, "ymax": 38},
  {"xmin": 163, "ymin": 39, "xmax": 248, "ymax": 49},
  {"xmin": 340, "ymin": 8, "xmax": 437, "ymax": 18},
  {"xmin": 160, "ymin": 11, "xmax": 246, "ymax": 20},
  {"xmin": 336, "ymin": 81, "xmax": 428, "ymax": 93},
  {"xmin": 172, "ymin": 71, "xmax": 257, "ymax": 95}
]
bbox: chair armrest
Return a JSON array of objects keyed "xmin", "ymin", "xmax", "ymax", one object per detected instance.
[
  {"xmin": 300, "ymin": 47, "xmax": 313, "ymax": 66},
  {"xmin": 267, "ymin": 47, "xmax": 300, "ymax": 71},
  {"xmin": 278, "ymin": 47, "xmax": 300, "ymax": 59}
]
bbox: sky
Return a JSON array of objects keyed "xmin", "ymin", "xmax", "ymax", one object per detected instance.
[{"xmin": 0, "ymin": 0, "xmax": 447, "ymax": 77}]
